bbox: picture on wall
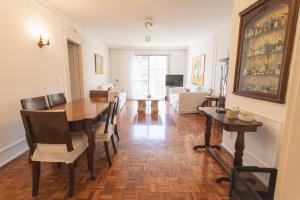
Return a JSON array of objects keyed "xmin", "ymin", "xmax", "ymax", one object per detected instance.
[
  {"xmin": 95, "ymin": 54, "xmax": 104, "ymax": 74},
  {"xmin": 191, "ymin": 55, "xmax": 205, "ymax": 85},
  {"xmin": 233, "ymin": 0, "xmax": 300, "ymax": 103}
]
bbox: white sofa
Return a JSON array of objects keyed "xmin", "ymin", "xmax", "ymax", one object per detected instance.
[
  {"xmin": 96, "ymin": 83, "xmax": 126, "ymax": 110},
  {"xmin": 169, "ymin": 87, "xmax": 208, "ymax": 114}
]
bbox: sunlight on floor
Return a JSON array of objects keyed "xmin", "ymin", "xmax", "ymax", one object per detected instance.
[
  {"xmin": 132, "ymin": 125, "xmax": 166, "ymax": 140},
  {"xmin": 131, "ymin": 101, "xmax": 167, "ymax": 141}
]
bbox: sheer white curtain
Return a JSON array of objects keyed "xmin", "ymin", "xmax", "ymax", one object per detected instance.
[{"xmin": 131, "ymin": 55, "xmax": 168, "ymax": 99}]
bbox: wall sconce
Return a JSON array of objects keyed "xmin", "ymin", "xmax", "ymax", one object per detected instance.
[{"xmin": 38, "ymin": 34, "xmax": 50, "ymax": 48}]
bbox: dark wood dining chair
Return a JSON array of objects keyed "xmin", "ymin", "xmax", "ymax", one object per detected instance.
[
  {"xmin": 94, "ymin": 99, "xmax": 118, "ymax": 167},
  {"xmin": 20, "ymin": 110, "xmax": 89, "ymax": 197},
  {"xmin": 47, "ymin": 93, "xmax": 66, "ymax": 108},
  {"xmin": 20, "ymin": 96, "xmax": 49, "ymax": 110},
  {"xmin": 112, "ymin": 96, "xmax": 120, "ymax": 140},
  {"xmin": 20, "ymin": 96, "xmax": 49, "ymax": 162}
]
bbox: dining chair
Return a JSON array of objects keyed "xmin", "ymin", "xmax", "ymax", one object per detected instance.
[
  {"xmin": 112, "ymin": 96, "xmax": 120, "ymax": 140},
  {"xmin": 20, "ymin": 96, "xmax": 49, "ymax": 110},
  {"xmin": 47, "ymin": 93, "xmax": 66, "ymax": 108},
  {"xmin": 94, "ymin": 99, "xmax": 118, "ymax": 167},
  {"xmin": 20, "ymin": 110, "xmax": 89, "ymax": 197},
  {"xmin": 20, "ymin": 96, "xmax": 49, "ymax": 162}
]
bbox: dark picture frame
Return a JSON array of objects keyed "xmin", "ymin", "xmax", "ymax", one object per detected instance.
[{"xmin": 233, "ymin": 0, "xmax": 300, "ymax": 103}]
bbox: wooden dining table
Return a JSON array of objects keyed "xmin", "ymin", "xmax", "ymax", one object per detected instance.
[{"xmin": 50, "ymin": 97, "xmax": 109, "ymax": 179}]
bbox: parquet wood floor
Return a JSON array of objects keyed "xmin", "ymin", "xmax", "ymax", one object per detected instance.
[{"xmin": 0, "ymin": 101, "xmax": 232, "ymax": 200}]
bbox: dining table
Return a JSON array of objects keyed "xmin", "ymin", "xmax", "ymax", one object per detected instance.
[{"xmin": 50, "ymin": 97, "xmax": 109, "ymax": 179}]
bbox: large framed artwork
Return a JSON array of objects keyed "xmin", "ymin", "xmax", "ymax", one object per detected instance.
[
  {"xmin": 95, "ymin": 54, "xmax": 104, "ymax": 74},
  {"xmin": 233, "ymin": 0, "xmax": 300, "ymax": 103},
  {"xmin": 191, "ymin": 55, "xmax": 205, "ymax": 85}
]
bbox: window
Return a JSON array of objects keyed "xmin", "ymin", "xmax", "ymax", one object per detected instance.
[{"xmin": 132, "ymin": 55, "xmax": 168, "ymax": 99}]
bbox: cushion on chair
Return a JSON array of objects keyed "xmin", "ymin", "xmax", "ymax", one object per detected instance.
[
  {"xmin": 113, "ymin": 117, "xmax": 117, "ymax": 125},
  {"xmin": 31, "ymin": 131, "xmax": 88, "ymax": 163},
  {"xmin": 95, "ymin": 123, "xmax": 114, "ymax": 142}
]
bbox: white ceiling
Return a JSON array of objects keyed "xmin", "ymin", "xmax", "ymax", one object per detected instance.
[{"xmin": 45, "ymin": 0, "xmax": 233, "ymax": 49}]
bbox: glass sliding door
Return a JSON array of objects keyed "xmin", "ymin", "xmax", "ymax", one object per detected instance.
[
  {"xmin": 132, "ymin": 55, "xmax": 168, "ymax": 99},
  {"xmin": 132, "ymin": 56, "xmax": 149, "ymax": 98}
]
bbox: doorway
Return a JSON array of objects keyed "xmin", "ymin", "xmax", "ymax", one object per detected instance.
[
  {"xmin": 67, "ymin": 40, "xmax": 84, "ymax": 100},
  {"xmin": 132, "ymin": 55, "xmax": 168, "ymax": 99}
]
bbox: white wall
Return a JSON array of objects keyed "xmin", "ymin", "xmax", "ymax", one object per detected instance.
[
  {"xmin": 82, "ymin": 34, "xmax": 110, "ymax": 92},
  {"xmin": 187, "ymin": 35, "xmax": 215, "ymax": 91},
  {"xmin": 274, "ymin": 32, "xmax": 300, "ymax": 199},
  {"xmin": 0, "ymin": 0, "xmax": 110, "ymax": 167},
  {"xmin": 110, "ymin": 49, "xmax": 187, "ymax": 99},
  {"xmin": 187, "ymin": 20, "xmax": 232, "ymax": 93},
  {"xmin": 223, "ymin": 0, "xmax": 300, "ymax": 170},
  {"xmin": 110, "ymin": 49, "xmax": 134, "ymax": 98}
]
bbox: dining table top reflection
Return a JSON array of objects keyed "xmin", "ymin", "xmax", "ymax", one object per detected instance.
[{"xmin": 50, "ymin": 97, "xmax": 109, "ymax": 121}]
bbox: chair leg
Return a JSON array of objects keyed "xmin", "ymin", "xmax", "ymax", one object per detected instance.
[
  {"xmin": 104, "ymin": 141, "xmax": 112, "ymax": 167},
  {"xmin": 28, "ymin": 154, "xmax": 32, "ymax": 163},
  {"xmin": 32, "ymin": 161, "xmax": 40, "ymax": 197},
  {"xmin": 74, "ymin": 159, "xmax": 78, "ymax": 167},
  {"xmin": 67, "ymin": 163, "xmax": 75, "ymax": 197},
  {"xmin": 114, "ymin": 125, "xmax": 120, "ymax": 140},
  {"xmin": 56, "ymin": 163, "xmax": 62, "ymax": 169},
  {"xmin": 111, "ymin": 134, "xmax": 117, "ymax": 154}
]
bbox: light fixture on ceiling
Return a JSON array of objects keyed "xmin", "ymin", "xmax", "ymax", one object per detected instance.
[
  {"xmin": 144, "ymin": 17, "xmax": 153, "ymax": 28},
  {"xmin": 145, "ymin": 36, "xmax": 151, "ymax": 42}
]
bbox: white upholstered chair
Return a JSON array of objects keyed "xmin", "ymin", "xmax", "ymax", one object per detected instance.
[{"xmin": 169, "ymin": 87, "xmax": 208, "ymax": 114}]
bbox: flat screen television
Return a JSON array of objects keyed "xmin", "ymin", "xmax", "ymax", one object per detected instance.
[{"xmin": 165, "ymin": 74, "xmax": 184, "ymax": 87}]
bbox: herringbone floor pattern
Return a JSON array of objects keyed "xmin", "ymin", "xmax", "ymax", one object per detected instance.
[{"xmin": 0, "ymin": 101, "xmax": 231, "ymax": 200}]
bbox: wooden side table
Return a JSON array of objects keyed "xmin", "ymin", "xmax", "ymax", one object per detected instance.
[
  {"xmin": 201, "ymin": 96, "xmax": 220, "ymax": 107},
  {"xmin": 194, "ymin": 107, "xmax": 263, "ymax": 183}
]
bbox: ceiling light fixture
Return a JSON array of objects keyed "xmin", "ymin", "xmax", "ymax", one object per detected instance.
[
  {"xmin": 145, "ymin": 36, "xmax": 151, "ymax": 42},
  {"xmin": 144, "ymin": 17, "xmax": 153, "ymax": 28}
]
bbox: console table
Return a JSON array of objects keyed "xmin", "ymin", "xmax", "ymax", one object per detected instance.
[{"xmin": 194, "ymin": 107, "xmax": 263, "ymax": 182}]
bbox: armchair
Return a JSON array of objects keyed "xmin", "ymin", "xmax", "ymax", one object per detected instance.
[{"xmin": 169, "ymin": 87, "xmax": 208, "ymax": 114}]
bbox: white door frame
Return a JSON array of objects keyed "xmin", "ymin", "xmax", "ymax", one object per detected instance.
[{"xmin": 61, "ymin": 27, "xmax": 87, "ymax": 101}]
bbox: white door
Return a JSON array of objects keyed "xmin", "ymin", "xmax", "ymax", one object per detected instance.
[{"xmin": 68, "ymin": 41, "xmax": 84, "ymax": 100}]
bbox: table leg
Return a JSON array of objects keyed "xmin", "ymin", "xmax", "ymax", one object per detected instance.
[
  {"xmin": 137, "ymin": 100, "xmax": 146, "ymax": 112},
  {"xmin": 83, "ymin": 120, "xmax": 96, "ymax": 180},
  {"xmin": 215, "ymin": 131, "xmax": 245, "ymax": 183},
  {"xmin": 193, "ymin": 114, "xmax": 215, "ymax": 149},
  {"xmin": 234, "ymin": 131, "xmax": 245, "ymax": 166},
  {"xmin": 151, "ymin": 100, "xmax": 159, "ymax": 113}
]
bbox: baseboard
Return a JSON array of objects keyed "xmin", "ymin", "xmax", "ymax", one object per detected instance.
[
  {"xmin": 221, "ymin": 143, "xmax": 269, "ymax": 167},
  {"xmin": 0, "ymin": 138, "xmax": 28, "ymax": 168}
]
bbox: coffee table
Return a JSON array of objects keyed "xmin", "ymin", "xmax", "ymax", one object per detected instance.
[{"xmin": 135, "ymin": 98, "xmax": 162, "ymax": 112}]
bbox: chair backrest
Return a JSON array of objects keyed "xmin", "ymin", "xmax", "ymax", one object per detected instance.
[
  {"xmin": 20, "ymin": 110, "xmax": 73, "ymax": 152},
  {"xmin": 104, "ymin": 99, "xmax": 117, "ymax": 133},
  {"xmin": 114, "ymin": 96, "xmax": 119, "ymax": 114},
  {"xmin": 20, "ymin": 96, "xmax": 49, "ymax": 110},
  {"xmin": 47, "ymin": 93, "xmax": 66, "ymax": 108}
]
